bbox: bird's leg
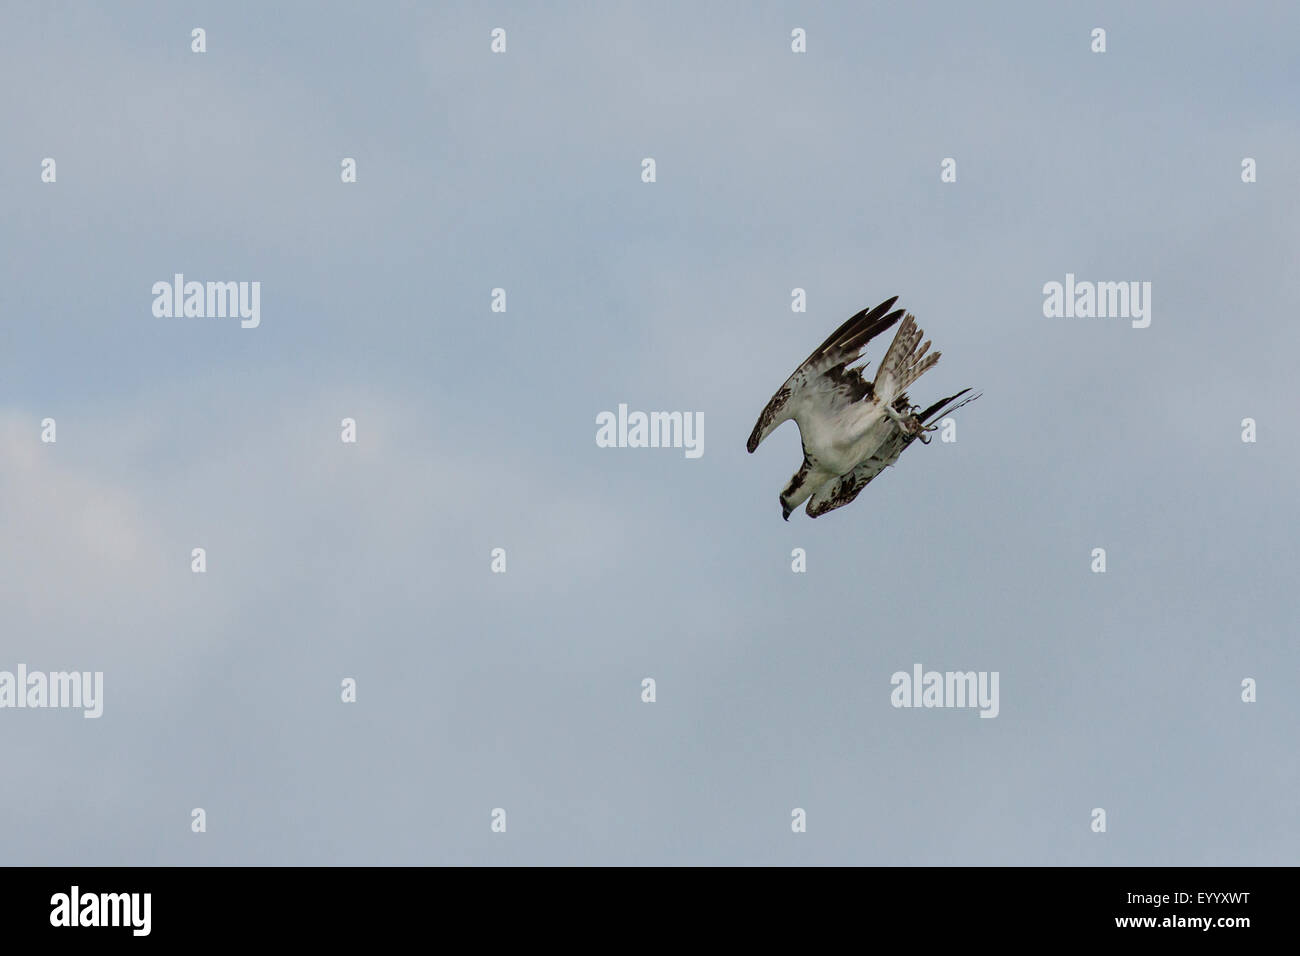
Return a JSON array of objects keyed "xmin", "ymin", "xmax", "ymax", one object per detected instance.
[
  {"xmin": 916, "ymin": 417, "xmax": 942, "ymax": 444},
  {"xmin": 887, "ymin": 402, "xmax": 928, "ymax": 439},
  {"xmin": 883, "ymin": 403, "xmax": 909, "ymax": 426}
]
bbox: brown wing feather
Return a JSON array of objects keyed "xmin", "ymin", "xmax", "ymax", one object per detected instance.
[{"xmin": 746, "ymin": 296, "xmax": 905, "ymax": 453}]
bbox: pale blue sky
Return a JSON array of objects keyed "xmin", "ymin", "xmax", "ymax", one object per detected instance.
[{"xmin": 1, "ymin": 1, "xmax": 1297, "ymax": 864}]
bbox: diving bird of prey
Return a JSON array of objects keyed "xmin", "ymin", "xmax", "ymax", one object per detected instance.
[{"xmin": 746, "ymin": 296, "xmax": 979, "ymax": 519}]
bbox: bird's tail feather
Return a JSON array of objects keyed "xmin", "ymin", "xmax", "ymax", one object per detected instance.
[{"xmin": 872, "ymin": 313, "xmax": 940, "ymax": 403}]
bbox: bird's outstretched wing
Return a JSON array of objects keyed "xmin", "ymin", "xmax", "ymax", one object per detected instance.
[
  {"xmin": 804, "ymin": 388, "xmax": 981, "ymax": 518},
  {"xmin": 746, "ymin": 296, "xmax": 906, "ymax": 453}
]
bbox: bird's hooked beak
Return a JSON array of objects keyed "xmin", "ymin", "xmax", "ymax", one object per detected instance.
[{"xmin": 781, "ymin": 504, "xmax": 792, "ymax": 521}]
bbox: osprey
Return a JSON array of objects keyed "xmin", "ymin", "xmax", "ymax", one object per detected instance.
[{"xmin": 746, "ymin": 296, "xmax": 979, "ymax": 519}]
